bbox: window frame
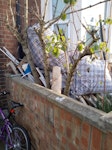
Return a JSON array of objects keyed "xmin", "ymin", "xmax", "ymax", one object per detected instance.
[{"xmin": 41, "ymin": 0, "xmax": 82, "ymax": 45}]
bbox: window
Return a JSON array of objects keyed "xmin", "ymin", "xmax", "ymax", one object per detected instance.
[
  {"xmin": 81, "ymin": 0, "xmax": 112, "ymax": 55},
  {"xmin": 52, "ymin": 0, "xmax": 70, "ymax": 39},
  {"xmin": 81, "ymin": 0, "xmax": 105, "ymax": 41},
  {"xmin": 41, "ymin": 0, "xmax": 82, "ymax": 45},
  {"xmin": 41, "ymin": 0, "xmax": 112, "ymax": 52}
]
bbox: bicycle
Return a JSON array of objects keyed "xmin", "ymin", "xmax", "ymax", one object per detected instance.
[{"xmin": 0, "ymin": 91, "xmax": 31, "ymax": 150}]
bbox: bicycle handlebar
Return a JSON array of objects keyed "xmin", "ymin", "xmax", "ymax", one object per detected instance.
[
  {"xmin": 10, "ymin": 101, "xmax": 24, "ymax": 109},
  {"xmin": 0, "ymin": 91, "xmax": 24, "ymax": 109},
  {"xmin": 7, "ymin": 101, "xmax": 24, "ymax": 119},
  {"xmin": 0, "ymin": 91, "xmax": 24, "ymax": 119}
]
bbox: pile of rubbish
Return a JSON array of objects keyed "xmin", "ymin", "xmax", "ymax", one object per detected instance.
[{"xmin": 1, "ymin": 24, "xmax": 112, "ymax": 110}]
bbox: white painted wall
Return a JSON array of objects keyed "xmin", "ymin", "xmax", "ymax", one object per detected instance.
[{"xmin": 81, "ymin": 0, "xmax": 105, "ymax": 40}]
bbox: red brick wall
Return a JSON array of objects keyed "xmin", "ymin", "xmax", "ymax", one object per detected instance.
[
  {"xmin": 28, "ymin": 0, "xmax": 41, "ymax": 26},
  {"xmin": 0, "ymin": 0, "xmax": 18, "ymax": 55},
  {"xmin": 6, "ymin": 76, "xmax": 112, "ymax": 150},
  {"xmin": 0, "ymin": 0, "xmax": 41, "ymax": 91},
  {"xmin": 0, "ymin": 0, "xmax": 41, "ymax": 60},
  {"xmin": 0, "ymin": 0, "xmax": 18, "ymax": 92}
]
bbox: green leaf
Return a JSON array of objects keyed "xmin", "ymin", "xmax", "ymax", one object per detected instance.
[
  {"xmin": 99, "ymin": 81, "xmax": 103, "ymax": 85},
  {"xmin": 77, "ymin": 43, "xmax": 84, "ymax": 51},
  {"xmin": 61, "ymin": 13, "xmax": 67, "ymax": 21},
  {"xmin": 59, "ymin": 29, "xmax": 63, "ymax": 35},
  {"xmin": 106, "ymin": 47, "xmax": 109, "ymax": 52},
  {"xmin": 61, "ymin": 36, "xmax": 66, "ymax": 42},
  {"xmin": 90, "ymin": 47, "xmax": 94, "ymax": 54},
  {"xmin": 46, "ymin": 36, "xmax": 51, "ymax": 40},
  {"xmin": 70, "ymin": 0, "xmax": 77, "ymax": 5},
  {"xmin": 99, "ymin": 42, "xmax": 107, "ymax": 50},
  {"xmin": 62, "ymin": 45, "xmax": 67, "ymax": 51},
  {"xmin": 96, "ymin": 22, "xmax": 99, "ymax": 26},
  {"xmin": 93, "ymin": 44, "xmax": 99, "ymax": 51},
  {"xmin": 53, "ymin": 47, "xmax": 59, "ymax": 57},
  {"xmin": 105, "ymin": 18, "xmax": 112, "ymax": 25},
  {"xmin": 63, "ymin": 0, "xmax": 70, "ymax": 4}
]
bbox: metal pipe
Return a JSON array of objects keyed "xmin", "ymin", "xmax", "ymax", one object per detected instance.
[{"xmin": 16, "ymin": 0, "xmax": 21, "ymax": 32}]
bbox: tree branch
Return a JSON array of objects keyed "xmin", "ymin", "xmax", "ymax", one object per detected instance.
[
  {"xmin": 43, "ymin": 0, "xmax": 49, "ymax": 20},
  {"xmin": 67, "ymin": 0, "xmax": 111, "ymax": 15},
  {"xmin": 44, "ymin": 4, "xmax": 70, "ymax": 30},
  {"xmin": 9, "ymin": 0, "xmax": 16, "ymax": 27}
]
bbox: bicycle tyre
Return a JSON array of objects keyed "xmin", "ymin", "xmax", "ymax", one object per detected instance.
[{"xmin": 5, "ymin": 125, "xmax": 31, "ymax": 150}]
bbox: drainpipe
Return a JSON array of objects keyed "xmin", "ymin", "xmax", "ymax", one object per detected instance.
[
  {"xmin": 16, "ymin": 0, "xmax": 25, "ymax": 60},
  {"xmin": 16, "ymin": 0, "xmax": 21, "ymax": 33}
]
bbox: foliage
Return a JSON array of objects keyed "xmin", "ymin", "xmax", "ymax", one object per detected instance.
[
  {"xmin": 96, "ymin": 94, "xmax": 112, "ymax": 113},
  {"xmin": 90, "ymin": 42, "xmax": 109, "ymax": 54},
  {"xmin": 63, "ymin": 0, "xmax": 77, "ymax": 5},
  {"xmin": 77, "ymin": 42, "xmax": 85, "ymax": 52},
  {"xmin": 45, "ymin": 29, "xmax": 67, "ymax": 57},
  {"xmin": 61, "ymin": 13, "xmax": 67, "ymax": 21},
  {"xmin": 104, "ymin": 18, "xmax": 112, "ymax": 25},
  {"xmin": 99, "ymin": 42, "xmax": 109, "ymax": 52}
]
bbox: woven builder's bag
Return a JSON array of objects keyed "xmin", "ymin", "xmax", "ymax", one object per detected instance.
[{"xmin": 71, "ymin": 57, "xmax": 112, "ymax": 95}]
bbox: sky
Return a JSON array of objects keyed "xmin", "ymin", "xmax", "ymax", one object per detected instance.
[
  {"xmin": 81, "ymin": 0, "xmax": 105, "ymax": 25},
  {"xmin": 81, "ymin": 0, "xmax": 105, "ymax": 39}
]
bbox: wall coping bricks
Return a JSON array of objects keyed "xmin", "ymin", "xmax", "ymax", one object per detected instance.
[
  {"xmin": 6, "ymin": 75, "xmax": 112, "ymax": 149},
  {"xmin": 8, "ymin": 75, "xmax": 112, "ymax": 132}
]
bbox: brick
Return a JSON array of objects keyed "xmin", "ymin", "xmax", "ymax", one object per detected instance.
[
  {"xmin": 66, "ymin": 126, "xmax": 72, "ymax": 139},
  {"xmin": 81, "ymin": 136, "xmax": 88, "ymax": 148},
  {"xmin": 91, "ymin": 127, "xmax": 102, "ymax": 150},
  {"xmin": 69, "ymin": 143, "xmax": 77, "ymax": 150},
  {"xmin": 59, "ymin": 124, "xmax": 64, "ymax": 134},
  {"xmin": 54, "ymin": 116, "xmax": 60, "ymax": 129},
  {"xmin": 8, "ymin": 78, "xmax": 112, "ymax": 150},
  {"xmin": 60, "ymin": 109, "xmax": 66, "ymax": 120},
  {"xmin": 65, "ymin": 112, "xmax": 73, "ymax": 122},
  {"xmin": 104, "ymin": 132, "xmax": 112, "ymax": 150},
  {"xmin": 61, "ymin": 136, "xmax": 67, "ymax": 144},
  {"xmin": 75, "ymin": 137, "xmax": 80, "ymax": 145},
  {"xmin": 82, "ymin": 121, "xmax": 91, "ymax": 137},
  {"xmin": 60, "ymin": 145, "xmax": 66, "ymax": 150},
  {"xmin": 74, "ymin": 117, "xmax": 82, "ymax": 126}
]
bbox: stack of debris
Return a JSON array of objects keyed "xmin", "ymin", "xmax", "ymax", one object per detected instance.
[
  {"xmin": 1, "ymin": 46, "xmax": 112, "ymax": 111},
  {"xmin": 0, "ymin": 47, "xmax": 38, "ymax": 83},
  {"xmin": 0, "ymin": 17, "xmax": 111, "ymax": 111}
]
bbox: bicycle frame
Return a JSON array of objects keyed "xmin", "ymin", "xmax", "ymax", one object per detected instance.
[
  {"xmin": 0, "ymin": 91, "xmax": 30, "ymax": 150},
  {"xmin": 0, "ymin": 108, "xmax": 14, "ymax": 148}
]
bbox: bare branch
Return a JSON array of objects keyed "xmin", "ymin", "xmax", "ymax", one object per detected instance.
[
  {"xmin": 43, "ymin": 0, "xmax": 49, "ymax": 20},
  {"xmin": 24, "ymin": 0, "xmax": 28, "ymax": 28},
  {"xmin": 67, "ymin": 0, "xmax": 111, "ymax": 15},
  {"xmin": 9, "ymin": 0, "xmax": 16, "ymax": 27},
  {"xmin": 34, "ymin": 0, "xmax": 40, "ymax": 15},
  {"xmin": 45, "ymin": 4, "xmax": 70, "ymax": 30},
  {"xmin": 76, "ymin": 12, "xmax": 92, "ymax": 36},
  {"xmin": 71, "ymin": 6, "xmax": 79, "ymax": 41},
  {"xmin": 53, "ymin": 0, "xmax": 58, "ymax": 18},
  {"xmin": 44, "ymin": 0, "xmax": 110, "ymax": 30},
  {"xmin": 64, "ymin": 24, "xmax": 100, "ymax": 95}
]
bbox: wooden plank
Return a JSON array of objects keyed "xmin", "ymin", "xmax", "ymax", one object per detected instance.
[{"xmin": 6, "ymin": 61, "xmax": 18, "ymax": 74}]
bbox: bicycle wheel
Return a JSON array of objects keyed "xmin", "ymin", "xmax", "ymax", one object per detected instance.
[{"xmin": 5, "ymin": 125, "xmax": 31, "ymax": 150}]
